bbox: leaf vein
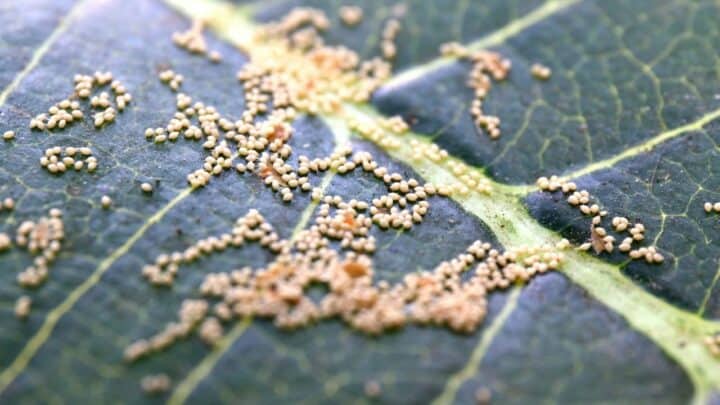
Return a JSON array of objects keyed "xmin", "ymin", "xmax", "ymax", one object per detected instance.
[
  {"xmin": 558, "ymin": 107, "xmax": 720, "ymax": 183},
  {"xmin": 0, "ymin": 187, "xmax": 193, "ymax": 394},
  {"xmin": 431, "ymin": 287, "xmax": 522, "ymax": 405},
  {"xmin": 383, "ymin": 0, "xmax": 581, "ymax": 91},
  {"xmin": 0, "ymin": 0, "xmax": 87, "ymax": 107}
]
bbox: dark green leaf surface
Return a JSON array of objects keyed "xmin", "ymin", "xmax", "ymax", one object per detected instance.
[
  {"xmin": 0, "ymin": 0, "xmax": 717, "ymax": 403},
  {"xmin": 373, "ymin": 0, "xmax": 720, "ymax": 184},
  {"xmin": 457, "ymin": 273, "xmax": 693, "ymax": 405}
]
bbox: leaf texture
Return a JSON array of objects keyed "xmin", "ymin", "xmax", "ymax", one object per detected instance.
[{"xmin": 0, "ymin": 0, "xmax": 718, "ymax": 403}]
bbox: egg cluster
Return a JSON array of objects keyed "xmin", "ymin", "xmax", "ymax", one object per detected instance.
[
  {"xmin": 257, "ymin": 7, "xmax": 329, "ymax": 42},
  {"xmin": 29, "ymin": 72, "xmax": 131, "ymax": 131},
  {"xmin": 39, "ymin": 146, "xmax": 97, "ymax": 174},
  {"xmin": 172, "ymin": 19, "xmax": 223, "ymax": 63},
  {"xmin": 127, "ymin": 196, "xmax": 568, "ymax": 360},
  {"xmin": 250, "ymin": 7, "xmax": 393, "ymax": 110},
  {"xmin": 440, "ymin": 42, "xmax": 511, "ymax": 139},
  {"xmin": 348, "ymin": 115, "xmax": 404, "ymax": 149},
  {"xmin": 145, "ymin": 6, "xmax": 408, "ymax": 199},
  {"xmin": 124, "ymin": 299, "xmax": 209, "ymax": 362},
  {"xmin": 380, "ymin": 16, "xmax": 402, "ymax": 61},
  {"xmin": 15, "ymin": 209, "xmax": 65, "ymax": 288},
  {"xmin": 347, "ymin": 114, "xmax": 492, "ymax": 196},
  {"xmin": 536, "ymin": 175, "xmax": 663, "ymax": 263},
  {"xmin": 158, "ymin": 69, "xmax": 184, "ymax": 91}
]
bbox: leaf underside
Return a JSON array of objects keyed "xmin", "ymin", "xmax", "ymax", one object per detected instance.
[{"xmin": 0, "ymin": 0, "xmax": 718, "ymax": 404}]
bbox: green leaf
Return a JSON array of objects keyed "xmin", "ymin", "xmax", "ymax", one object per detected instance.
[{"xmin": 0, "ymin": 0, "xmax": 719, "ymax": 403}]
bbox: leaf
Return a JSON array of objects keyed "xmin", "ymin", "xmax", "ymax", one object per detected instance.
[{"xmin": 0, "ymin": 0, "xmax": 719, "ymax": 404}]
